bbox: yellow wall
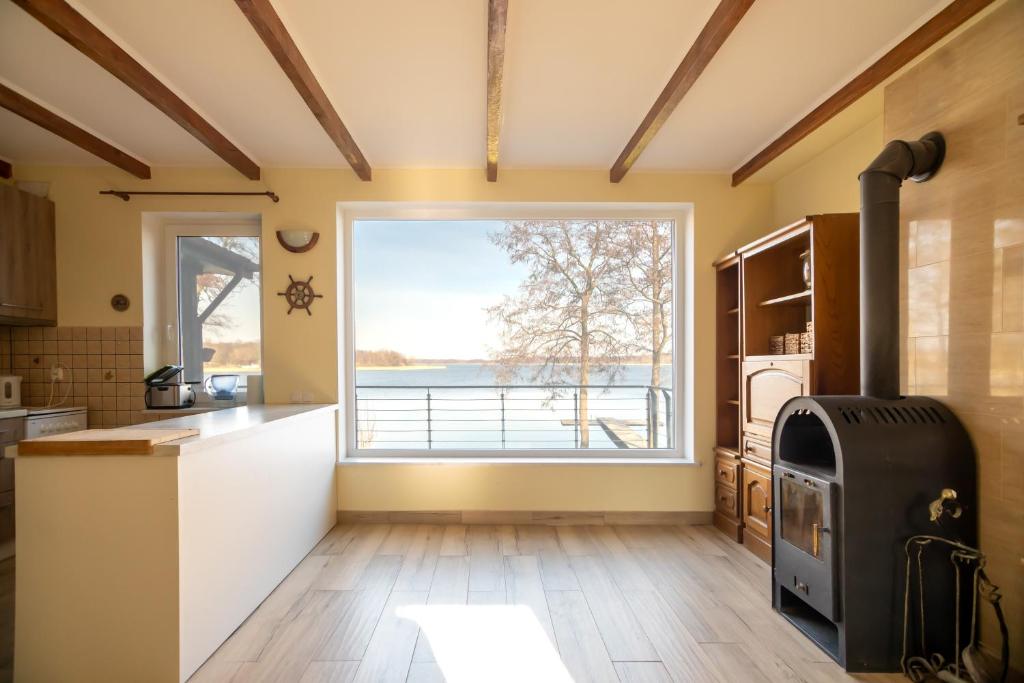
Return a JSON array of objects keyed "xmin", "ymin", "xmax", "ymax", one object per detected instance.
[
  {"xmin": 772, "ymin": 116, "xmax": 882, "ymax": 226},
  {"xmin": 14, "ymin": 164, "xmax": 773, "ymax": 512}
]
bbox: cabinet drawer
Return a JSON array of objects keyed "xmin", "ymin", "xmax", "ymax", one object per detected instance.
[
  {"xmin": 741, "ymin": 435, "xmax": 772, "ymax": 466},
  {"xmin": 714, "ymin": 456, "xmax": 739, "ymax": 488},
  {"xmin": 714, "ymin": 483, "xmax": 739, "ymax": 519},
  {"xmin": 0, "ymin": 457, "xmax": 11, "ymax": 493},
  {"xmin": 742, "ymin": 460, "xmax": 773, "ymax": 541},
  {"xmin": 742, "ymin": 359, "xmax": 811, "ymax": 439},
  {"xmin": 0, "ymin": 417, "xmax": 24, "ymax": 446},
  {"xmin": 0, "ymin": 497, "xmax": 12, "ymax": 544}
]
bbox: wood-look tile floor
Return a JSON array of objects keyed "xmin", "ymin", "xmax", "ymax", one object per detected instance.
[{"xmin": 183, "ymin": 524, "xmax": 904, "ymax": 683}]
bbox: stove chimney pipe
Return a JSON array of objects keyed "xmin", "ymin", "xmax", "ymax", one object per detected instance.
[{"xmin": 859, "ymin": 132, "xmax": 945, "ymax": 399}]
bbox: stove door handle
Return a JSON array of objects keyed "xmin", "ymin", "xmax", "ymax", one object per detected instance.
[{"xmin": 811, "ymin": 523, "xmax": 831, "ymax": 557}]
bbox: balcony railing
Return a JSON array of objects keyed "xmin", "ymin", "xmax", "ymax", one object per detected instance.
[{"xmin": 354, "ymin": 384, "xmax": 673, "ymax": 450}]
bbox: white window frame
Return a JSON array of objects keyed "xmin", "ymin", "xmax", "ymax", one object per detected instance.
[
  {"xmin": 339, "ymin": 202, "xmax": 695, "ymax": 461},
  {"xmin": 159, "ymin": 220, "xmax": 264, "ymax": 395}
]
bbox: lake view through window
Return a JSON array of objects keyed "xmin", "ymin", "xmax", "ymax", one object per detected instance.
[{"xmin": 352, "ymin": 218, "xmax": 676, "ymax": 452}]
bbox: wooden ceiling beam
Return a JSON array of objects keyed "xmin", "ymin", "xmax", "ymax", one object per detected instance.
[
  {"xmin": 235, "ymin": 0, "xmax": 372, "ymax": 181},
  {"xmin": 486, "ymin": 0, "xmax": 508, "ymax": 182},
  {"xmin": 731, "ymin": 0, "xmax": 996, "ymax": 186},
  {"xmin": 12, "ymin": 0, "xmax": 259, "ymax": 180},
  {"xmin": 0, "ymin": 84, "xmax": 150, "ymax": 178},
  {"xmin": 610, "ymin": 0, "xmax": 754, "ymax": 183}
]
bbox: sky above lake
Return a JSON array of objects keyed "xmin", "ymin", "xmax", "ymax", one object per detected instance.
[{"xmin": 354, "ymin": 220, "xmax": 527, "ymax": 359}]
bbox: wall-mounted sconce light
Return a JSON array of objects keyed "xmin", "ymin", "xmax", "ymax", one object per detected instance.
[{"xmin": 276, "ymin": 228, "xmax": 319, "ymax": 253}]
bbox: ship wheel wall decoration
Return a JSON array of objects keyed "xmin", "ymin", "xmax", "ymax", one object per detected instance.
[{"xmin": 278, "ymin": 275, "xmax": 323, "ymax": 315}]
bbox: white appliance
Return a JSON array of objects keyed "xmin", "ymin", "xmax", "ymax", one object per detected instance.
[
  {"xmin": 0, "ymin": 376, "xmax": 21, "ymax": 408},
  {"xmin": 24, "ymin": 406, "xmax": 87, "ymax": 438}
]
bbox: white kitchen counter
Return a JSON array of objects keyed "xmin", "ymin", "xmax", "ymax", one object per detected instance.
[
  {"xmin": 137, "ymin": 403, "xmax": 337, "ymax": 455},
  {"xmin": 15, "ymin": 403, "xmax": 339, "ymax": 682}
]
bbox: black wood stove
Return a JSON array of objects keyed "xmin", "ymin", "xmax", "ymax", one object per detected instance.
[{"xmin": 771, "ymin": 133, "xmax": 977, "ymax": 672}]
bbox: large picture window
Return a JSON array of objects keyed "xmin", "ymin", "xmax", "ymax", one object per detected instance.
[{"xmin": 344, "ymin": 206, "xmax": 688, "ymax": 457}]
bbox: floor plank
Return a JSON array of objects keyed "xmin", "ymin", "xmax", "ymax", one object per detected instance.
[
  {"xmin": 405, "ymin": 662, "xmax": 445, "ymax": 683},
  {"xmin": 546, "ymin": 590, "xmax": 619, "ymax": 683},
  {"xmin": 589, "ymin": 525, "xmax": 658, "ymax": 591},
  {"xmin": 234, "ymin": 590, "xmax": 350, "ymax": 683},
  {"xmin": 504, "ymin": 554, "xmax": 555, "ymax": 643},
  {"xmin": 467, "ymin": 525, "xmax": 505, "ymax": 592},
  {"xmin": 314, "ymin": 555, "xmax": 402, "ymax": 661},
  {"xmin": 624, "ymin": 588, "xmax": 724, "ymax": 683},
  {"xmin": 217, "ymin": 553, "xmax": 330, "ymax": 662},
  {"xmin": 439, "ymin": 524, "xmax": 467, "ymax": 556},
  {"xmin": 700, "ymin": 641, "xmax": 772, "ymax": 683},
  {"xmin": 569, "ymin": 554, "xmax": 659, "ymax": 662},
  {"xmin": 614, "ymin": 661, "xmax": 674, "ymax": 683},
  {"xmin": 316, "ymin": 525, "xmax": 391, "ymax": 591},
  {"xmin": 496, "ymin": 525, "xmax": 519, "ymax": 556},
  {"xmin": 413, "ymin": 555, "xmax": 470, "ymax": 663},
  {"xmin": 311, "ymin": 525, "xmax": 359, "ymax": 555},
  {"xmin": 395, "ymin": 525, "xmax": 444, "ymax": 591},
  {"xmin": 554, "ymin": 524, "xmax": 601, "ymax": 556},
  {"xmin": 299, "ymin": 660, "xmax": 359, "ymax": 683},
  {"xmin": 514, "ymin": 525, "xmax": 559, "ymax": 554},
  {"xmin": 377, "ymin": 523, "xmax": 418, "ymax": 555},
  {"xmin": 351, "ymin": 590, "xmax": 426, "ymax": 683}
]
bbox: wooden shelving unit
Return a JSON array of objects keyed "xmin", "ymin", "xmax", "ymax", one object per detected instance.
[
  {"xmin": 713, "ymin": 254, "xmax": 742, "ymax": 541},
  {"xmin": 712, "ymin": 214, "xmax": 861, "ymax": 561}
]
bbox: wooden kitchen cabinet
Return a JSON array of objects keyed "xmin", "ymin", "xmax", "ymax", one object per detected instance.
[
  {"xmin": 741, "ymin": 459, "xmax": 773, "ymax": 563},
  {"xmin": 0, "ymin": 183, "xmax": 57, "ymax": 325}
]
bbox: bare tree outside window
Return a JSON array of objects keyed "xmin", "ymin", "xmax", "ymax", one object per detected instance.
[
  {"xmin": 487, "ymin": 220, "xmax": 634, "ymax": 448},
  {"xmin": 611, "ymin": 220, "xmax": 673, "ymax": 388}
]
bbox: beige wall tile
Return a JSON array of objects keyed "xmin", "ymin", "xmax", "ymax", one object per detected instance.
[{"xmin": 890, "ymin": 1, "xmax": 1024, "ymax": 666}]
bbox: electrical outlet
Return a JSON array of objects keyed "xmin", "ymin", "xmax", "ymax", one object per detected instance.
[
  {"xmin": 301, "ymin": 391, "xmax": 314, "ymax": 403},
  {"xmin": 290, "ymin": 391, "xmax": 302, "ymax": 403},
  {"xmin": 50, "ymin": 365, "xmax": 64, "ymax": 381}
]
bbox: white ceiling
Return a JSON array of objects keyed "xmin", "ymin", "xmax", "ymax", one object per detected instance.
[{"xmin": 0, "ymin": 0, "xmax": 949, "ymax": 175}]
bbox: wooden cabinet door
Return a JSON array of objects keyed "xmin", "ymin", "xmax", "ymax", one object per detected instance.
[
  {"xmin": 742, "ymin": 460, "xmax": 772, "ymax": 542},
  {"xmin": 0, "ymin": 184, "xmax": 56, "ymax": 324},
  {"xmin": 742, "ymin": 359, "xmax": 811, "ymax": 439}
]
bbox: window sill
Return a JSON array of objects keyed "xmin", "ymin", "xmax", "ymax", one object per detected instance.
[{"xmin": 338, "ymin": 456, "xmax": 698, "ymax": 466}]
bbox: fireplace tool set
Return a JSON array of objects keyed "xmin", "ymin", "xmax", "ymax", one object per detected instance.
[{"xmin": 900, "ymin": 525, "xmax": 1009, "ymax": 683}]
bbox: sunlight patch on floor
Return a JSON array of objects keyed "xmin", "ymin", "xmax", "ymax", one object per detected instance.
[{"xmin": 397, "ymin": 604, "xmax": 572, "ymax": 683}]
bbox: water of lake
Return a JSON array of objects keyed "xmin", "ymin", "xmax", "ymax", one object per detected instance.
[{"xmin": 355, "ymin": 364, "xmax": 673, "ymax": 451}]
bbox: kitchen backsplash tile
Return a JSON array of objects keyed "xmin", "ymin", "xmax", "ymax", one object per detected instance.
[{"xmin": 9, "ymin": 325, "xmax": 145, "ymax": 427}]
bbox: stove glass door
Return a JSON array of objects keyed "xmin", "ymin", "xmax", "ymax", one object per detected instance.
[{"xmin": 780, "ymin": 477, "xmax": 824, "ymax": 559}]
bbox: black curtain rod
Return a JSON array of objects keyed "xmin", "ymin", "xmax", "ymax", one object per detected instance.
[{"xmin": 99, "ymin": 190, "xmax": 279, "ymax": 203}]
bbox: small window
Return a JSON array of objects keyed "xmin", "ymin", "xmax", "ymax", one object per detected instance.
[
  {"xmin": 175, "ymin": 235, "xmax": 262, "ymax": 386},
  {"xmin": 346, "ymin": 210, "xmax": 684, "ymax": 457}
]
